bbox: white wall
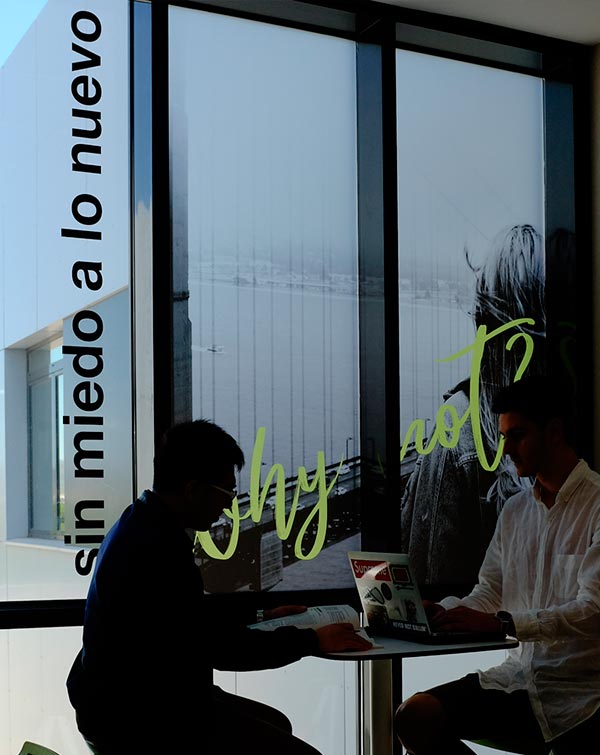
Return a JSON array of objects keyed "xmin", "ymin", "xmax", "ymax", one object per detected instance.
[
  {"xmin": 0, "ymin": 0, "xmax": 130, "ymax": 752},
  {"xmin": 0, "ymin": 0, "xmax": 129, "ymax": 349},
  {"xmin": 0, "ymin": 0, "xmax": 131, "ymax": 583},
  {"xmin": 2, "ymin": 627, "xmax": 90, "ymax": 755}
]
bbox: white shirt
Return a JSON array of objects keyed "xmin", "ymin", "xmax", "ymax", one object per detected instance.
[{"xmin": 440, "ymin": 460, "xmax": 600, "ymax": 741}]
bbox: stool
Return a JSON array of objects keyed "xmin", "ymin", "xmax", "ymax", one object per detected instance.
[
  {"xmin": 18, "ymin": 743, "xmax": 61, "ymax": 755},
  {"xmin": 469, "ymin": 738, "xmax": 551, "ymax": 754}
]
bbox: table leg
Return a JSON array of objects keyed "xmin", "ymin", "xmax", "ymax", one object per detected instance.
[
  {"xmin": 392, "ymin": 657, "xmax": 405, "ymax": 755},
  {"xmin": 360, "ymin": 658, "xmax": 395, "ymax": 755}
]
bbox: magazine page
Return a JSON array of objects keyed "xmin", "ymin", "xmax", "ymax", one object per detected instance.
[
  {"xmin": 348, "ymin": 552, "xmax": 430, "ymax": 635},
  {"xmin": 248, "ymin": 604, "xmax": 360, "ymax": 631}
]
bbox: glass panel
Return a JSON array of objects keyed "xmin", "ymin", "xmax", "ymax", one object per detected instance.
[
  {"xmin": 169, "ymin": 9, "xmax": 359, "ymax": 593},
  {"xmin": 397, "ymin": 50, "xmax": 545, "ymax": 587},
  {"xmin": 27, "ymin": 342, "xmax": 64, "ymax": 539},
  {"xmin": 56, "ymin": 372, "xmax": 65, "ymax": 534},
  {"xmin": 28, "ymin": 377, "xmax": 57, "ymax": 537},
  {"xmin": 169, "ymin": 13, "xmax": 359, "ymax": 755},
  {"xmin": 49, "ymin": 337, "xmax": 63, "ymax": 367},
  {"xmin": 0, "ymin": 626, "xmax": 89, "ymax": 755},
  {"xmin": 27, "ymin": 342, "xmax": 53, "ymax": 382}
]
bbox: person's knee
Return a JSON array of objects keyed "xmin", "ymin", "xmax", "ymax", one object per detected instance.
[{"xmin": 395, "ymin": 692, "xmax": 449, "ymax": 753}]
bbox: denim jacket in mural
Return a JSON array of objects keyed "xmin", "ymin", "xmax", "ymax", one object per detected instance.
[{"xmin": 400, "ymin": 381, "xmax": 500, "ymax": 587}]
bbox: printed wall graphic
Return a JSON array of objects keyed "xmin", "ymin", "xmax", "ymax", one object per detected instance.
[
  {"xmin": 170, "ymin": 8, "xmax": 360, "ymax": 592},
  {"xmin": 56, "ymin": 1, "xmax": 131, "ymax": 575},
  {"xmin": 63, "ymin": 290, "xmax": 133, "ymax": 575},
  {"xmin": 396, "ymin": 51, "xmax": 546, "ymax": 587},
  {"xmin": 169, "ymin": 12, "xmax": 553, "ymax": 594},
  {"xmin": 0, "ymin": 0, "xmax": 130, "ymax": 584},
  {"xmin": 1, "ymin": 0, "xmax": 129, "ymax": 347}
]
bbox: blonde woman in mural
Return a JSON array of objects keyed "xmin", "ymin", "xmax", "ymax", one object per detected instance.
[{"xmin": 400, "ymin": 224, "xmax": 546, "ymax": 587}]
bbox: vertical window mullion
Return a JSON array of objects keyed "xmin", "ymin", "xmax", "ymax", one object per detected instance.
[{"xmin": 356, "ymin": 17, "xmax": 401, "ymax": 553}]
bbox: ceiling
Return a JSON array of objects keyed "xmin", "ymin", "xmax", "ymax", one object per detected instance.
[{"xmin": 375, "ymin": 0, "xmax": 600, "ymax": 45}]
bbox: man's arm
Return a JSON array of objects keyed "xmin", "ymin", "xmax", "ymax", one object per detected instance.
[
  {"xmin": 448, "ymin": 515, "xmax": 505, "ymax": 614},
  {"xmin": 208, "ymin": 622, "xmax": 371, "ymax": 672},
  {"xmin": 425, "ymin": 513, "xmax": 506, "ymax": 634},
  {"xmin": 510, "ymin": 525, "xmax": 600, "ymax": 642},
  {"xmin": 429, "ymin": 605, "xmax": 509, "ymax": 635},
  {"xmin": 430, "ymin": 514, "xmax": 600, "ymax": 640}
]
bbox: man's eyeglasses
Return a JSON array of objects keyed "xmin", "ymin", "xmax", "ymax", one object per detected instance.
[{"xmin": 210, "ymin": 484, "xmax": 238, "ymax": 501}]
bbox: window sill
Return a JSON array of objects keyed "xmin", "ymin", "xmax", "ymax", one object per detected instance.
[{"xmin": 5, "ymin": 538, "xmax": 86, "ymax": 553}]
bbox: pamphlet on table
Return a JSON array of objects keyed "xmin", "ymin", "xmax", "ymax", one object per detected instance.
[{"xmin": 248, "ymin": 604, "xmax": 376, "ymax": 645}]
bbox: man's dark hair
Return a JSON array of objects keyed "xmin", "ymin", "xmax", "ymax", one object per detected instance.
[
  {"xmin": 491, "ymin": 375, "xmax": 577, "ymax": 446},
  {"xmin": 153, "ymin": 419, "xmax": 244, "ymax": 494}
]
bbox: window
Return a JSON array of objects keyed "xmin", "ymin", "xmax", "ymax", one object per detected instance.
[
  {"xmin": 396, "ymin": 51, "xmax": 546, "ymax": 587},
  {"xmin": 27, "ymin": 337, "xmax": 65, "ymax": 539},
  {"xmin": 169, "ymin": 8, "xmax": 359, "ymax": 592},
  {"xmin": 162, "ymin": 4, "xmax": 588, "ymax": 595}
]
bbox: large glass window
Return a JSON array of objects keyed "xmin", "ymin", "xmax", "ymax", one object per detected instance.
[
  {"xmin": 170, "ymin": 9, "xmax": 359, "ymax": 592},
  {"xmin": 397, "ymin": 51, "xmax": 546, "ymax": 587},
  {"xmin": 28, "ymin": 338, "xmax": 65, "ymax": 539}
]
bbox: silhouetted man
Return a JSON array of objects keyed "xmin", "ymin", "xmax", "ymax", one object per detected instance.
[{"xmin": 68, "ymin": 419, "xmax": 370, "ymax": 755}]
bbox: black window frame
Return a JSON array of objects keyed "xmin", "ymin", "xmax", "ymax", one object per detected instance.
[
  {"xmin": 5, "ymin": 0, "xmax": 590, "ymax": 659},
  {"xmin": 131, "ymin": 0, "xmax": 593, "ymax": 615}
]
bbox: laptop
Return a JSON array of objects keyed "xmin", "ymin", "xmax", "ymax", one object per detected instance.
[{"xmin": 348, "ymin": 551, "xmax": 505, "ymax": 644}]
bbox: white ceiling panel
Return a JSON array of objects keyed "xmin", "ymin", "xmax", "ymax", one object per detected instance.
[{"xmin": 374, "ymin": 0, "xmax": 600, "ymax": 45}]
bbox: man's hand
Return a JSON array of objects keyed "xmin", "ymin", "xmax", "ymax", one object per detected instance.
[
  {"xmin": 263, "ymin": 605, "xmax": 307, "ymax": 621},
  {"xmin": 315, "ymin": 623, "xmax": 373, "ymax": 653},
  {"xmin": 422, "ymin": 599, "xmax": 446, "ymax": 623},
  {"xmin": 430, "ymin": 605, "xmax": 501, "ymax": 634}
]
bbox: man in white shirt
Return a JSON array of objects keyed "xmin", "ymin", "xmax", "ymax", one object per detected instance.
[{"xmin": 395, "ymin": 375, "xmax": 600, "ymax": 755}]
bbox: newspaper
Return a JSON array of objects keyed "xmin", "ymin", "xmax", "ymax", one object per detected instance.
[
  {"xmin": 248, "ymin": 604, "xmax": 380, "ymax": 647},
  {"xmin": 248, "ymin": 604, "xmax": 360, "ymax": 631},
  {"xmin": 348, "ymin": 551, "xmax": 430, "ymax": 635}
]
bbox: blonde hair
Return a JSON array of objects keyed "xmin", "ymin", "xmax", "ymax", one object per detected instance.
[{"xmin": 466, "ymin": 224, "xmax": 546, "ymax": 509}]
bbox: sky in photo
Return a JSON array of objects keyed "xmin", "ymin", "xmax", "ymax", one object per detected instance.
[{"xmin": 0, "ymin": 0, "xmax": 48, "ymax": 68}]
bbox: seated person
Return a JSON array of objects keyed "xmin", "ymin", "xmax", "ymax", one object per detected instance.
[
  {"xmin": 395, "ymin": 376, "xmax": 600, "ymax": 755},
  {"xmin": 67, "ymin": 419, "xmax": 371, "ymax": 755}
]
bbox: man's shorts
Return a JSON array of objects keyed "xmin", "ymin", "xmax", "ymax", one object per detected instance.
[
  {"xmin": 425, "ymin": 673, "xmax": 600, "ymax": 755},
  {"xmin": 425, "ymin": 673, "xmax": 548, "ymax": 754}
]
